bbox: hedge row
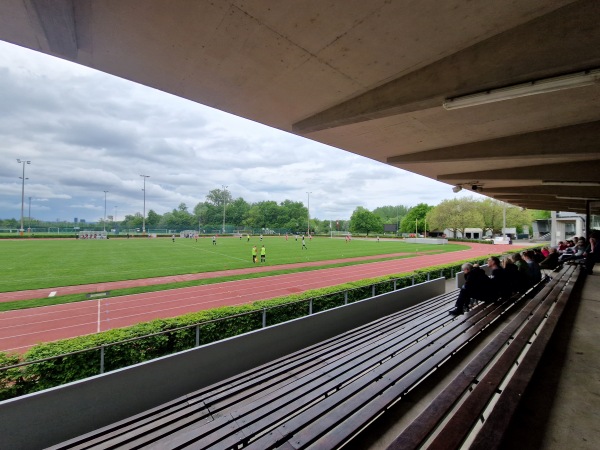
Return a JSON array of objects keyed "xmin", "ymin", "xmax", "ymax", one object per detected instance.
[{"xmin": 0, "ymin": 255, "xmax": 496, "ymax": 401}]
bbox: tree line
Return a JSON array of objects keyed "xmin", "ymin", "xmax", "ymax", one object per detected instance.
[
  {"xmin": 0, "ymin": 187, "xmax": 548, "ymax": 235},
  {"xmin": 349, "ymin": 198, "xmax": 543, "ymax": 236}
]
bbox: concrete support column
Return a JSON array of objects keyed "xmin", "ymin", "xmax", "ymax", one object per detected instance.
[{"xmin": 551, "ymin": 211, "xmax": 558, "ymax": 247}]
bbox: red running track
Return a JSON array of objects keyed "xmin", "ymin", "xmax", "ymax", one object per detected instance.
[{"xmin": 0, "ymin": 243, "xmax": 524, "ymax": 353}]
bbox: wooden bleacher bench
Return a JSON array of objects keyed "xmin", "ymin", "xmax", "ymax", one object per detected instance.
[
  {"xmin": 50, "ymin": 267, "xmax": 580, "ymax": 450},
  {"xmin": 387, "ymin": 264, "xmax": 582, "ymax": 450}
]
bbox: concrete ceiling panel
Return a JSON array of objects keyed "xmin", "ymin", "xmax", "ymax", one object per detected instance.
[{"xmin": 0, "ymin": 0, "xmax": 598, "ymax": 214}]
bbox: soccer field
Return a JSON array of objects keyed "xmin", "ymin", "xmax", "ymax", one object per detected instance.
[{"xmin": 0, "ymin": 237, "xmax": 467, "ymax": 292}]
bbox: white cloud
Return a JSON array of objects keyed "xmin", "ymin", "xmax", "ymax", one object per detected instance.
[{"xmin": 0, "ymin": 41, "xmax": 482, "ymax": 223}]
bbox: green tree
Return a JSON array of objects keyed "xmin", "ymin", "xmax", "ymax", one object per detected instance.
[
  {"xmin": 206, "ymin": 188, "xmax": 232, "ymax": 208},
  {"xmin": 243, "ymin": 205, "xmax": 261, "ymax": 229},
  {"xmin": 479, "ymin": 199, "xmax": 505, "ymax": 235},
  {"xmin": 193, "ymin": 202, "xmax": 210, "ymax": 227},
  {"xmin": 279, "ymin": 200, "xmax": 307, "ymax": 230},
  {"xmin": 227, "ymin": 198, "xmax": 251, "ymax": 227},
  {"xmin": 349, "ymin": 207, "xmax": 384, "ymax": 236},
  {"xmin": 505, "ymin": 206, "xmax": 532, "ymax": 234},
  {"xmin": 146, "ymin": 209, "xmax": 162, "ymax": 228},
  {"xmin": 530, "ymin": 210, "xmax": 551, "ymax": 220},
  {"xmin": 426, "ymin": 198, "xmax": 483, "ymax": 237},
  {"xmin": 400, "ymin": 203, "xmax": 433, "ymax": 234},
  {"xmin": 122, "ymin": 213, "xmax": 143, "ymax": 230},
  {"xmin": 373, "ymin": 205, "xmax": 409, "ymax": 227},
  {"xmin": 465, "ymin": 199, "xmax": 534, "ymax": 235}
]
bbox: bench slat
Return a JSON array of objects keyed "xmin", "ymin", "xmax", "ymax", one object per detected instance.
[
  {"xmin": 469, "ymin": 271, "xmax": 579, "ymax": 449},
  {"xmin": 387, "ymin": 266, "xmax": 577, "ymax": 450}
]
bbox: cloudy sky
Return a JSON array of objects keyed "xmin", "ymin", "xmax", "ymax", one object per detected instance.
[{"xmin": 0, "ymin": 40, "xmax": 479, "ymax": 224}]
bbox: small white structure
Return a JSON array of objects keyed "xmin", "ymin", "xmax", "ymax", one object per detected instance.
[
  {"xmin": 405, "ymin": 238, "xmax": 448, "ymax": 245},
  {"xmin": 78, "ymin": 231, "xmax": 107, "ymax": 239}
]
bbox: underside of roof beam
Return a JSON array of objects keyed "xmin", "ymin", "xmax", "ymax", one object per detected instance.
[
  {"xmin": 387, "ymin": 121, "xmax": 600, "ymax": 164},
  {"xmin": 438, "ymin": 160, "xmax": 600, "ymax": 182},
  {"xmin": 293, "ymin": 1, "xmax": 600, "ymax": 134}
]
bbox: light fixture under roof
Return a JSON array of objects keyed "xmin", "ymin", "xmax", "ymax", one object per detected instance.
[
  {"xmin": 542, "ymin": 180, "xmax": 600, "ymax": 187},
  {"xmin": 443, "ymin": 68, "xmax": 600, "ymax": 110}
]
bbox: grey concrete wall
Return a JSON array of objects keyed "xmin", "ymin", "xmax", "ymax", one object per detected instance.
[{"xmin": 0, "ymin": 278, "xmax": 445, "ymax": 449}]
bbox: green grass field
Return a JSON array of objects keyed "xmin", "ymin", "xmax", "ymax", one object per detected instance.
[{"xmin": 0, "ymin": 237, "xmax": 468, "ymax": 292}]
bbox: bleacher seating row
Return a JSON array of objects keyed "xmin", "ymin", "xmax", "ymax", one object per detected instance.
[
  {"xmin": 388, "ymin": 263, "xmax": 581, "ymax": 449},
  {"xmin": 48, "ymin": 264, "xmax": 582, "ymax": 449}
]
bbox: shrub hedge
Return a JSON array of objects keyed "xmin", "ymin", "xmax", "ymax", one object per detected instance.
[{"xmin": 0, "ymin": 254, "xmax": 497, "ymax": 401}]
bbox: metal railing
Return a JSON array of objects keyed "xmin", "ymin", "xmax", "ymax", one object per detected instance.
[{"xmin": 0, "ymin": 272, "xmax": 451, "ymax": 377}]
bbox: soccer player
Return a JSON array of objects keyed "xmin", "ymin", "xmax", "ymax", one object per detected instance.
[
  {"xmin": 252, "ymin": 245, "xmax": 258, "ymax": 263},
  {"xmin": 260, "ymin": 245, "xmax": 266, "ymax": 262}
]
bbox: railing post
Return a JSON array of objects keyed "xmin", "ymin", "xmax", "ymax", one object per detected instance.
[
  {"xmin": 195, "ymin": 324, "xmax": 200, "ymax": 347},
  {"xmin": 451, "ymin": 268, "xmax": 454, "ymax": 278},
  {"xmin": 344, "ymin": 291, "xmax": 348, "ymax": 305},
  {"xmin": 412, "ymin": 276, "xmax": 415, "ymax": 285},
  {"xmin": 393, "ymin": 279, "xmax": 397, "ymax": 290},
  {"xmin": 100, "ymin": 345, "xmax": 105, "ymax": 374},
  {"xmin": 309, "ymin": 299, "xmax": 313, "ymax": 315},
  {"xmin": 440, "ymin": 270, "xmax": 444, "ymax": 278},
  {"xmin": 372, "ymin": 284, "xmax": 376, "ymax": 297},
  {"xmin": 262, "ymin": 308, "xmax": 267, "ymax": 328},
  {"xmin": 427, "ymin": 272, "xmax": 431, "ymax": 281}
]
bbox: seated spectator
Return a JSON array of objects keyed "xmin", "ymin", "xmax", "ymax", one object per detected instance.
[
  {"xmin": 557, "ymin": 241, "xmax": 568, "ymax": 252},
  {"xmin": 533, "ymin": 248, "xmax": 545, "ymax": 263},
  {"xmin": 503, "ymin": 256, "xmax": 521, "ymax": 295},
  {"xmin": 540, "ymin": 247, "xmax": 550, "ymax": 258},
  {"xmin": 512, "ymin": 253, "xmax": 531, "ymax": 292},
  {"xmin": 560, "ymin": 241, "xmax": 586, "ymax": 263},
  {"xmin": 539, "ymin": 247, "xmax": 560, "ymax": 270},
  {"xmin": 487, "ymin": 256, "xmax": 511, "ymax": 300},
  {"xmin": 449, "ymin": 263, "xmax": 491, "ymax": 315},
  {"xmin": 523, "ymin": 250, "xmax": 542, "ymax": 286}
]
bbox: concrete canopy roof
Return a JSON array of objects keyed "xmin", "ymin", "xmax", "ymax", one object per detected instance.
[{"xmin": 1, "ymin": 0, "xmax": 599, "ymax": 214}]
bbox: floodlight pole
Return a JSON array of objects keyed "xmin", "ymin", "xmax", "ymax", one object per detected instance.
[
  {"xmin": 103, "ymin": 190, "xmax": 108, "ymax": 232},
  {"xmin": 306, "ymin": 192, "xmax": 312, "ymax": 235},
  {"xmin": 222, "ymin": 185, "xmax": 228, "ymax": 234},
  {"xmin": 17, "ymin": 159, "xmax": 31, "ymax": 235},
  {"xmin": 140, "ymin": 175, "xmax": 150, "ymax": 234},
  {"xmin": 28, "ymin": 196, "xmax": 32, "ymax": 232}
]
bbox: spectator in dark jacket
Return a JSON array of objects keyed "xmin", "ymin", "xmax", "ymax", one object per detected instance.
[
  {"xmin": 523, "ymin": 250, "xmax": 542, "ymax": 286},
  {"xmin": 503, "ymin": 256, "xmax": 521, "ymax": 295},
  {"xmin": 450, "ymin": 263, "xmax": 491, "ymax": 315},
  {"xmin": 539, "ymin": 247, "xmax": 560, "ymax": 270},
  {"xmin": 487, "ymin": 256, "xmax": 510, "ymax": 300}
]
